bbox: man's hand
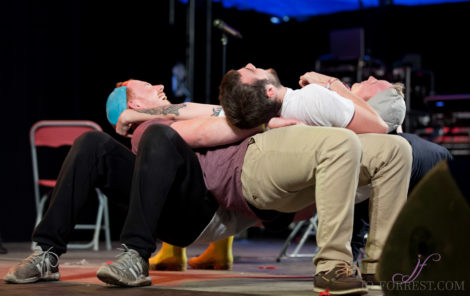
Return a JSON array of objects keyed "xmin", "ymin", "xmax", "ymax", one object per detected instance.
[
  {"xmin": 299, "ymin": 71, "xmax": 333, "ymax": 88},
  {"xmin": 267, "ymin": 117, "xmax": 304, "ymax": 129},
  {"xmin": 116, "ymin": 109, "xmax": 157, "ymax": 137}
]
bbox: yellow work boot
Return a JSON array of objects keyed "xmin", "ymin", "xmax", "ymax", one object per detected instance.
[
  {"xmin": 188, "ymin": 236, "xmax": 233, "ymax": 270},
  {"xmin": 149, "ymin": 242, "xmax": 187, "ymax": 271}
]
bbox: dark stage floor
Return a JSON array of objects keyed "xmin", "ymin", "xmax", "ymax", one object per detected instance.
[{"xmin": 0, "ymin": 239, "xmax": 384, "ymax": 296}]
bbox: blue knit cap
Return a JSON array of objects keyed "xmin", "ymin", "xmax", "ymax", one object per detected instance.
[{"xmin": 106, "ymin": 86, "xmax": 127, "ymax": 125}]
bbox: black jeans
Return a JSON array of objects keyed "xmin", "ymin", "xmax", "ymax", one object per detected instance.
[{"xmin": 33, "ymin": 124, "xmax": 218, "ymax": 259}]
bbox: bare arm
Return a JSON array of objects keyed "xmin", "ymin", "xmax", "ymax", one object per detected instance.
[
  {"xmin": 116, "ymin": 103, "xmax": 223, "ymax": 137},
  {"xmin": 137, "ymin": 102, "xmax": 222, "ymax": 119},
  {"xmin": 171, "ymin": 117, "xmax": 259, "ymax": 148},
  {"xmin": 299, "ymin": 72, "xmax": 387, "ymax": 134},
  {"xmin": 170, "ymin": 116, "xmax": 303, "ymax": 148}
]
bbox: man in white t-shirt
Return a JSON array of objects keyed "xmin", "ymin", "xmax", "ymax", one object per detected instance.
[
  {"xmin": 219, "ymin": 63, "xmax": 388, "ymax": 134},
  {"xmin": 281, "ymin": 83, "xmax": 354, "ymax": 128},
  {"xmin": 218, "ymin": 63, "xmax": 412, "ymax": 292}
]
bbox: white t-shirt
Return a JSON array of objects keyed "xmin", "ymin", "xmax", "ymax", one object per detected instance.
[
  {"xmin": 281, "ymin": 84, "xmax": 354, "ymax": 128},
  {"xmin": 192, "ymin": 206, "xmax": 258, "ymax": 245}
]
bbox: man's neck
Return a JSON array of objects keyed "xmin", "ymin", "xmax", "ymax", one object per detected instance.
[{"xmin": 276, "ymin": 86, "xmax": 288, "ymax": 102}]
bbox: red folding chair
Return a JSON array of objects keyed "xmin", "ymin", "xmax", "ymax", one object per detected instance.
[{"xmin": 30, "ymin": 120, "xmax": 111, "ymax": 251}]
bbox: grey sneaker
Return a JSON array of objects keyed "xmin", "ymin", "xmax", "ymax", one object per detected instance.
[
  {"xmin": 313, "ymin": 262, "xmax": 368, "ymax": 295},
  {"xmin": 4, "ymin": 246, "xmax": 59, "ymax": 284},
  {"xmin": 96, "ymin": 244, "xmax": 151, "ymax": 287}
]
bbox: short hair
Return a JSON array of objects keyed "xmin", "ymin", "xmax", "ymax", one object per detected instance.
[
  {"xmin": 390, "ymin": 82, "xmax": 405, "ymax": 97},
  {"xmin": 126, "ymin": 83, "xmax": 139, "ymax": 102},
  {"xmin": 218, "ymin": 70, "xmax": 282, "ymax": 129}
]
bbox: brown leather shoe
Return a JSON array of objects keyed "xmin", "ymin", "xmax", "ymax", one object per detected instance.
[{"xmin": 313, "ymin": 263, "xmax": 368, "ymax": 295}]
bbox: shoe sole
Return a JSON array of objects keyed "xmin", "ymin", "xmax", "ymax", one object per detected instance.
[
  {"xmin": 4, "ymin": 272, "xmax": 60, "ymax": 284},
  {"xmin": 366, "ymin": 283, "xmax": 382, "ymax": 291},
  {"xmin": 96, "ymin": 266, "xmax": 151, "ymax": 287},
  {"xmin": 313, "ymin": 286, "xmax": 368, "ymax": 295}
]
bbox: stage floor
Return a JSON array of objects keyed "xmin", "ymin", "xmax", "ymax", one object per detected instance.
[{"xmin": 0, "ymin": 239, "xmax": 383, "ymax": 295}]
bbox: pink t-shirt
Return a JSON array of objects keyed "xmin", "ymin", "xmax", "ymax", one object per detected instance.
[{"xmin": 131, "ymin": 118, "xmax": 257, "ymax": 219}]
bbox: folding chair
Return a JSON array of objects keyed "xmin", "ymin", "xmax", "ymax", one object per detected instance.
[
  {"xmin": 276, "ymin": 213, "xmax": 319, "ymax": 262},
  {"xmin": 30, "ymin": 120, "xmax": 111, "ymax": 251}
]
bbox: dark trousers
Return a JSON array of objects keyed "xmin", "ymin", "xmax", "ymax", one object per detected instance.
[
  {"xmin": 33, "ymin": 125, "xmax": 218, "ymax": 259},
  {"xmin": 351, "ymin": 133, "xmax": 454, "ymax": 260}
]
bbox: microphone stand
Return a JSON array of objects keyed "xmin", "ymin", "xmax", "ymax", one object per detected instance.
[{"xmin": 221, "ymin": 32, "xmax": 228, "ymax": 77}]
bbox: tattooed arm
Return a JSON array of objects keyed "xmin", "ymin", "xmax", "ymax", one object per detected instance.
[
  {"xmin": 116, "ymin": 102, "xmax": 223, "ymax": 137},
  {"xmin": 136, "ymin": 102, "xmax": 223, "ymax": 118}
]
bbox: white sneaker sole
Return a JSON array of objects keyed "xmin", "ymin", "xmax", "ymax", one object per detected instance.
[
  {"xmin": 96, "ymin": 265, "xmax": 151, "ymax": 287},
  {"xmin": 4, "ymin": 272, "xmax": 60, "ymax": 284}
]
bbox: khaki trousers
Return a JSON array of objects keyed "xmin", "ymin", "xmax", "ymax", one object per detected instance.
[{"xmin": 241, "ymin": 125, "xmax": 411, "ymax": 274}]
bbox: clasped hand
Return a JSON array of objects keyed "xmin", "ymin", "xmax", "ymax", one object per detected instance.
[{"xmin": 298, "ymin": 71, "xmax": 332, "ymax": 88}]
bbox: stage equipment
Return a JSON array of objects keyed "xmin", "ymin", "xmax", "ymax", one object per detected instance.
[
  {"xmin": 377, "ymin": 161, "xmax": 470, "ymax": 295},
  {"xmin": 414, "ymin": 94, "xmax": 470, "ymax": 155},
  {"xmin": 213, "ymin": 19, "xmax": 242, "ymax": 76}
]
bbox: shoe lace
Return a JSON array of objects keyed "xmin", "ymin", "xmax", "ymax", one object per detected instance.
[
  {"xmin": 25, "ymin": 247, "xmax": 59, "ymax": 276},
  {"xmin": 335, "ymin": 262, "xmax": 361, "ymax": 278},
  {"xmin": 112, "ymin": 244, "xmax": 144, "ymax": 277}
]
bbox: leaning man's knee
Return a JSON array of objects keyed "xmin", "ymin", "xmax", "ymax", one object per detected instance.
[
  {"xmin": 332, "ymin": 128, "xmax": 362, "ymax": 158},
  {"xmin": 74, "ymin": 131, "xmax": 109, "ymax": 150},
  {"xmin": 140, "ymin": 124, "xmax": 176, "ymax": 145},
  {"xmin": 391, "ymin": 135, "xmax": 413, "ymax": 164}
]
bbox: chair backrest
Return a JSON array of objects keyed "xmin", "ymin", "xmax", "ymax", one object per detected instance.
[
  {"xmin": 29, "ymin": 120, "xmax": 103, "ymax": 210},
  {"xmin": 31, "ymin": 120, "xmax": 102, "ymax": 147}
]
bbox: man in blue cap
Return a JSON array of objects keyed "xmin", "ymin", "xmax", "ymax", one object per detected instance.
[{"xmin": 106, "ymin": 79, "xmax": 222, "ymax": 135}]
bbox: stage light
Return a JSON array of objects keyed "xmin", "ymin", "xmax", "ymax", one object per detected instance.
[{"xmin": 270, "ymin": 16, "xmax": 281, "ymax": 24}]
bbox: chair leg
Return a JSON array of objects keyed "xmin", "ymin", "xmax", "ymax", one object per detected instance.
[
  {"xmin": 67, "ymin": 189, "xmax": 108, "ymax": 251},
  {"xmin": 276, "ymin": 220, "xmax": 306, "ymax": 262},
  {"xmin": 290, "ymin": 216, "xmax": 317, "ymax": 257},
  {"xmin": 91, "ymin": 189, "xmax": 106, "ymax": 251},
  {"xmin": 102, "ymin": 195, "xmax": 112, "ymax": 250},
  {"xmin": 276, "ymin": 214, "xmax": 320, "ymax": 262},
  {"xmin": 32, "ymin": 193, "xmax": 49, "ymax": 250}
]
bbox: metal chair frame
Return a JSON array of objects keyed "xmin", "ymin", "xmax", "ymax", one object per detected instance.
[
  {"xmin": 276, "ymin": 213, "xmax": 319, "ymax": 262},
  {"xmin": 30, "ymin": 120, "xmax": 111, "ymax": 251}
]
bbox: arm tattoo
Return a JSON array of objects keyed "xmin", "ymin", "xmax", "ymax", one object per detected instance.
[
  {"xmin": 137, "ymin": 103, "xmax": 187, "ymax": 116},
  {"xmin": 211, "ymin": 106, "xmax": 223, "ymax": 117}
]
